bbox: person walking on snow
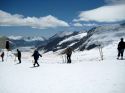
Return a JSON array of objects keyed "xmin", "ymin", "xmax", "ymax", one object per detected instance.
[
  {"xmin": 32, "ymin": 50, "xmax": 42, "ymax": 67},
  {"xmin": 1, "ymin": 52, "xmax": 4, "ymax": 62},
  {"xmin": 117, "ymin": 38, "xmax": 125, "ymax": 60},
  {"xmin": 64, "ymin": 47, "xmax": 73, "ymax": 63},
  {"xmin": 17, "ymin": 49, "xmax": 21, "ymax": 64}
]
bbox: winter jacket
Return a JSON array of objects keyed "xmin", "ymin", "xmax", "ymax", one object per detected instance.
[
  {"xmin": 65, "ymin": 47, "xmax": 73, "ymax": 55},
  {"xmin": 1, "ymin": 52, "xmax": 4, "ymax": 57},
  {"xmin": 118, "ymin": 41, "xmax": 125, "ymax": 50},
  {"xmin": 17, "ymin": 50, "xmax": 21, "ymax": 58},
  {"xmin": 32, "ymin": 51, "xmax": 42, "ymax": 60}
]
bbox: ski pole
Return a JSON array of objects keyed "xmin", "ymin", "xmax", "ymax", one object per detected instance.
[
  {"xmin": 62, "ymin": 55, "xmax": 64, "ymax": 63},
  {"xmin": 98, "ymin": 45, "xmax": 103, "ymax": 61}
]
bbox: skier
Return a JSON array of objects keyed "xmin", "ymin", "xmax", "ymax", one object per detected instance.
[
  {"xmin": 117, "ymin": 38, "xmax": 125, "ymax": 60},
  {"xmin": 17, "ymin": 49, "xmax": 21, "ymax": 63},
  {"xmin": 0, "ymin": 52, "xmax": 4, "ymax": 62},
  {"xmin": 64, "ymin": 47, "xmax": 73, "ymax": 63},
  {"xmin": 32, "ymin": 50, "xmax": 42, "ymax": 67}
]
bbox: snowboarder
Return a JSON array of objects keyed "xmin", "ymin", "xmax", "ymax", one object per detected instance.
[
  {"xmin": 32, "ymin": 50, "xmax": 42, "ymax": 67},
  {"xmin": 64, "ymin": 47, "xmax": 73, "ymax": 63},
  {"xmin": 117, "ymin": 38, "xmax": 125, "ymax": 60},
  {"xmin": 0, "ymin": 52, "xmax": 4, "ymax": 62},
  {"xmin": 17, "ymin": 49, "xmax": 21, "ymax": 63}
]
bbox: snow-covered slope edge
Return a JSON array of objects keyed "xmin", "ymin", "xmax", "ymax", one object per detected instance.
[
  {"xmin": 72, "ymin": 23, "xmax": 125, "ymax": 51},
  {"xmin": 39, "ymin": 31, "xmax": 87, "ymax": 52}
]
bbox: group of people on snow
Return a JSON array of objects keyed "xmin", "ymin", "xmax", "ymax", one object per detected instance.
[
  {"xmin": 0, "ymin": 38, "xmax": 125, "ymax": 67},
  {"xmin": 0, "ymin": 40, "xmax": 43, "ymax": 67}
]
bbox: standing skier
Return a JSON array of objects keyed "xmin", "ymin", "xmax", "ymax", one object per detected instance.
[
  {"xmin": 0, "ymin": 52, "xmax": 4, "ymax": 62},
  {"xmin": 117, "ymin": 38, "xmax": 125, "ymax": 60},
  {"xmin": 64, "ymin": 47, "xmax": 73, "ymax": 63},
  {"xmin": 32, "ymin": 50, "xmax": 42, "ymax": 67},
  {"xmin": 17, "ymin": 49, "xmax": 21, "ymax": 64}
]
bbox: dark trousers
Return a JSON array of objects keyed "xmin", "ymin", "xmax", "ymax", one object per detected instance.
[
  {"xmin": 1, "ymin": 57, "xmax": 4, "ymax": 62},
  {"xmin": 67, "ymin": 54, "xmax": 71, "ymax": 63},
  {"xmin": 18, "ymin": 57, "xmax": 21, "ymax": 63},
  {"xmin": 34, "ymin": 59, "xmax": 39, "ymax": 67},
  {"xmin": 118, "ymin": 49, "xmax": 124, "ymax": 58}
]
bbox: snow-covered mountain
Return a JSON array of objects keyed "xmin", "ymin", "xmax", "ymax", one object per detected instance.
[
  {"xmin": 50, "ymin": 31, "xmax": 74, "ymax": 39},
  {"xmin": 39, "ymin": 23, "xmax": 125, "ymax": 52},
  {"xmin": 8, "ymin": 36, "xmax": 47, "ymax": 48},
  {"xmin": 58, "ymin": 32, "xmax": 87, "ymax": 45},
  {"xmin": 1, "ymin": 23, "xmax": 125, "ymax": 52},
  {"xmin": 75, "ymin": 23, "xmax": 125, "ymax": 51},
  {"xmin": 38, "ymin": 31, "xmax": 87, "ymax": 52},
  {"xmin": 8, "ymin": 36, "xmax": 46, "ymax": 42}
]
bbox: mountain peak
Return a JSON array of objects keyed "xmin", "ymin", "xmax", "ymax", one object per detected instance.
[{"xmin": 50, "ymin": 31, "xmax": 74, "ymax": 39}]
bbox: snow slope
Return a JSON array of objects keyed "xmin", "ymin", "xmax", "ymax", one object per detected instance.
[
  {"xmin": 79, "ymin": 24, "xmax": 125, "ymax": 50},
  {"xmin": 0, "ymin": 42, "xmax": 125, "ymax": 93},
  {"xmin": 58, "ymin": 32, "xmax": 87, "ymax": 45},
  {"xmin": 50, "ymin": 31, "xmax": 73, "ymax": 39},
  {"xmin": 0, "ymin": 23, "xmax": 125, "ymax": 93},
  {"xmin": 40, "ymin": 31, "xmax": 79, "ymax": 52},
  {"xmin": 39, "ymin": 23, "xmax": 125, "ymax": 52}
]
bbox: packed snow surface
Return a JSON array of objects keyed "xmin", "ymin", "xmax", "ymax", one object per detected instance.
[{"xmin": 0, "ymin": 43, "xmax": 125, "ymax": 93}]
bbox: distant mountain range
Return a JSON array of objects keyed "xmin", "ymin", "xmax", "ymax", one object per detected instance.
[
  {"xmin": 38, "ymin": 31, "xmax": 87, "ymax": 52},
  {"xmin": 8, "ymin": 36, "xmax": 46, "ymax": 41},
  {"xmin": 0, "ymin": 23, "xmax": 125, "ymax": 53},
  {"xmin": 0, "ymin": 36, "xmax": 47, "ymax": 50},
  {"xmin": 39, "ymin": 23, "xmax": 125, "ymax": 52}
]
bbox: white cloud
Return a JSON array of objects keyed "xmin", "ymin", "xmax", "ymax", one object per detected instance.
[
  {"xmin": 73, "ymin": 23, "xmax": 83, "ymax": 27},
  {"xmin": 0, "ymin": 10, "xmax": 69, "ymax": 29},
  {"xmin": 74, "ymin": 4, "xmax": 125, "ymax": 22},
  {"xmin": 83, "ymin": 23, "xmax": 98, "ymax": 27},
  {"xmin": 105, "ymin": 0, "xmax": 125, "ymax": 5},
  {"xmin": 73, "ymin": 23, "xmax": 98, "ymax": 27}
]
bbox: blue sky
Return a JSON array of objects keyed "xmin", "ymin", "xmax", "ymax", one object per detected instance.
[
  {"xmin": 0, "ymin": 0, "xmax": 125, "ymax": 37},
  {"xmin": 0, "ymin": 0, "xmax": 104, "ymax": 21}
]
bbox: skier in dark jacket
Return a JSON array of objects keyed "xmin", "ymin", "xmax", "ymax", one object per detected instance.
[
  {"xmin": 64, "ymin": 47, "xmax": 73, "ymax": 63},
  {"xmin": 117, "ymin": 38, "xmax": 125, "ymax": 60},
  {"xmin": 32, "ymin": 50, "xmax": 42, "ymax": 67},
  {"xmin": 1, "ymin": 52, "xmax": 4, "ymax": 62},
  {"xmin": 17, "ymin": 49, "xmax": 21, "ymax": 63}
]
